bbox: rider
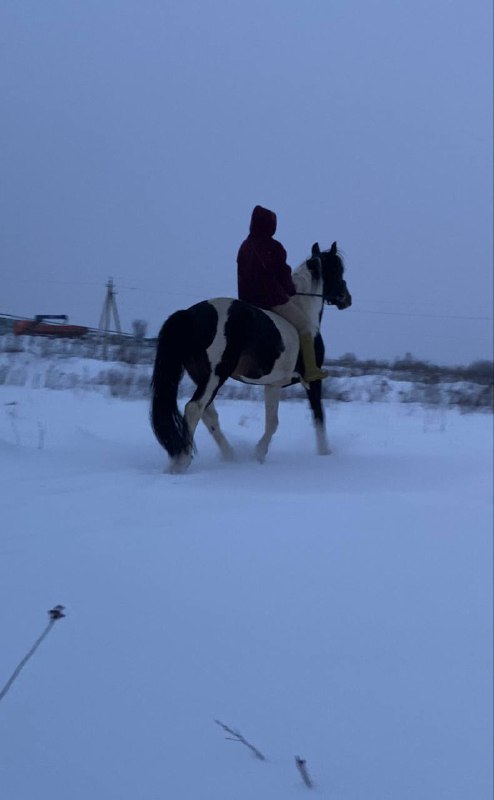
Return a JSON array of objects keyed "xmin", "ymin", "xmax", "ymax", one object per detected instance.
[{"xmin": 237, "ymin": 205, "xmax": 328, "ymax": 383}]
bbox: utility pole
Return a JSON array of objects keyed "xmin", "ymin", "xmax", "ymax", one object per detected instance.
[{"xmin": 99, "ymin": 278, "xmax": 122, "ymax": 359}]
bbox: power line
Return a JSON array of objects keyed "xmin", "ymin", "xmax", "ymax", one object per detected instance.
[
  {"xmin": 1, "ymin": 301, "xmax": 492, "ymax": 325},
  {"xmin": 2, "ymin": 276, "xmax": 492, "ymax": 324},
  {"xmin": 95, "ymin": 286, "xmax": 494, "ymax": 321},
  {"xmin": 345, "ymin": 308, "xmax": 493, "ymax": 322}
]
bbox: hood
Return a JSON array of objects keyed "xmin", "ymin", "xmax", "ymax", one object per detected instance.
[{"xmin": 249, "ymin": 205, "xmax": 277, "ymax": 237}]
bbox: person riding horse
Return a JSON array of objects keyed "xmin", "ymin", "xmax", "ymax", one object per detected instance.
[
  {"xmin": 152, "ymin": 233, "xmax": 351, "ymax": 471},
  {"xmin": 237, "ymin": 205, "xmax": 329, "ymax": 383}
]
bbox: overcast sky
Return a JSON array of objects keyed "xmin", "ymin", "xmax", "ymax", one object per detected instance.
[{"xmin": 1, "ymin": 0, "xmax": 492, "ymax": 364}]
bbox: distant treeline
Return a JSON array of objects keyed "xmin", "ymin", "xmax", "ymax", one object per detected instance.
[
  {"xmin": 0, "ymin": 331, "xmax": 492, "ymax": 411},
  {"xmin": 328, "ymin": 351, "xmax": 493, "ymax": 386}
]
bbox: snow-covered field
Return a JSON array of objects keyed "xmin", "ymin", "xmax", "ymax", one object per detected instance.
[{"xmin": 0, "ymin": 386, "xmax": 492, "ymax": 799}]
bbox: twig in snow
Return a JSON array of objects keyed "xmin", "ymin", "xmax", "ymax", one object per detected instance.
[
  {"xmin": 295, "ymin": 756, "xmax": 314, "ymax": 788},
  {"xmin": 5, "ymin": 402, "xmax": 20, "ymax": 446},
  {"xmin": 215, "ymin": 719, "xmax": 266, "ymax": 760},
  {"xmin": 37, "ymin": 421, "xmax": 46, "ymax": 450},
  {"xmin": 0, "ymin": 606, "xmax": 65, "ymax": 705}
]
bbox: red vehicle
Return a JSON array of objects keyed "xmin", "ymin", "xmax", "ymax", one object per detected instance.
[{"xmin": 13, "ymin": 315, "xmax": 89, "ymax": 338}]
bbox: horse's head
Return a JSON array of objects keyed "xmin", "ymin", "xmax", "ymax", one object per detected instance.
[{"xmin": 308, "ymin": 242, "xmax": 352, "ymax": 310}]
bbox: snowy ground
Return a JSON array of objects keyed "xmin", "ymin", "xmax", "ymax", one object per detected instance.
[{"xmin": 0, "ymin": 386, "xmax": 492, "ymax": 800}]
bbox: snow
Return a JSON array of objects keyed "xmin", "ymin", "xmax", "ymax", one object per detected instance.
[{"xmin": 0, "ymin": 386, "xmax": 492, "ymax": 799}]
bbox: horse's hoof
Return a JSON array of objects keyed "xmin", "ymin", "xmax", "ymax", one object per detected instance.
[
  {"xmin": 221, "ymin": 445, "xmax": 235, "ymax": 462},
  {"xmin": 318, "ymin": 445, "xmax": 332, "ymax": 456},
  {"xmin": 169, "ymin": 454, "xmax": 192, "ymax": 474},
  {"xmin": 255, "ymin": 445, "xmax": 267, "ymax": 464}
]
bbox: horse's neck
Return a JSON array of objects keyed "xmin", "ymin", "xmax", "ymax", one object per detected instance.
[
  {"xmin": 293, "ymin": 262, "xmax": 314, "ymax": 294},
  {"xmin": 293, "ymin": 262, "xmax": 322, "ymax": 294},
  {"xmin": 292, "ymin": 262, "xmax": 323, "ymax": 331}
]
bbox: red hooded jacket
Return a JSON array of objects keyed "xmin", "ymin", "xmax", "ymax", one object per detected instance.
[{"xmin": 237, "ymin": 205, "xmax": 296, "ymax": 309}]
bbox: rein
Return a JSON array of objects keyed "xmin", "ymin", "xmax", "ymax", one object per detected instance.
[{"xmin": 296, "ymin": 291, "xmax": 333, "ymax": 306}]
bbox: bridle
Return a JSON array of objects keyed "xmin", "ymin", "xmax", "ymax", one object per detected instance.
[
  {"xmin": 295, "ymin": 254, "xmax": 345, "ymax": 306},
  {"xmin": 296, "ymin": 292, "xmax": 343, "ymax": 307}
]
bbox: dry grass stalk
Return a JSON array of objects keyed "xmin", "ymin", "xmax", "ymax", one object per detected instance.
[
  {"xmin": 295, "ymin": 755, "xmax": 313, "ymax": 788},
  {"xmin": 215, "ymin": 719, "xmax": 266, "ymax": 761}
]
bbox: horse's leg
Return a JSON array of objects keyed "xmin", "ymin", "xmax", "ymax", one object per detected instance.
[
  {"xmin": 255, "ymin": 385, "xmax": 281, "ymax": 463},
  {"xmin": 201, "ymin": 401, "xmax": 234, "ymax": 461},
  {"xmin": 168, "ymin": 374, "xmax": 217, "ymax": 473},
  {"xmin": 174, "ymin": 372, "xmax": 227, "ymax": 471},
  {"xmin": 175, "ymin": 308, "xmax": 247, "ymax": 471},
  {"xmin": 305, "ymin": 380, "xmax": 331, "ymax": 455}
]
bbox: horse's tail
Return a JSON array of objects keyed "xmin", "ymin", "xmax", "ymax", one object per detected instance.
[{"xmin": 151, "ymin": 309, "xmax": 192, "ymax": 457}]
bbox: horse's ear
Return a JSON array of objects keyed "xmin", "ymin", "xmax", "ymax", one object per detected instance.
[
  {"xmin": 330, "ymin": 241, "xmax": 337, "ymax": 254},
  {"xmin": 312, "ymin": 243, "xmax": 320, "ymax": 256}
]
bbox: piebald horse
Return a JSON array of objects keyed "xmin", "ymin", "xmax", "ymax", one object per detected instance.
[{"xmin": 151, "ymin": 242, "xmax": 351, "ymax": 472}]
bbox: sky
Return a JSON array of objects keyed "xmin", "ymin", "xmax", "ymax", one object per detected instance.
[{"xmin": 1, "ymin": 0, "xmax": 492, "ymax": 365}]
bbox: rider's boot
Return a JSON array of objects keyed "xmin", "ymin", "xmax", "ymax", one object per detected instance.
[{"xmin": 300, "ymin": 332, "xmax": 329, "ymax": 383}]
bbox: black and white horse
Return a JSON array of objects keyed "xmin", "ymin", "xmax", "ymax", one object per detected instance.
[{"xmin": 151, "ymin": 242, "xmax": 352, "ymax": 472}]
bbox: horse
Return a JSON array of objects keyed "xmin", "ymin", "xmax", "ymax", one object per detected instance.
[{"xmin": 151, "ymin": 241, "xmax": 352, "ymax": 472}]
